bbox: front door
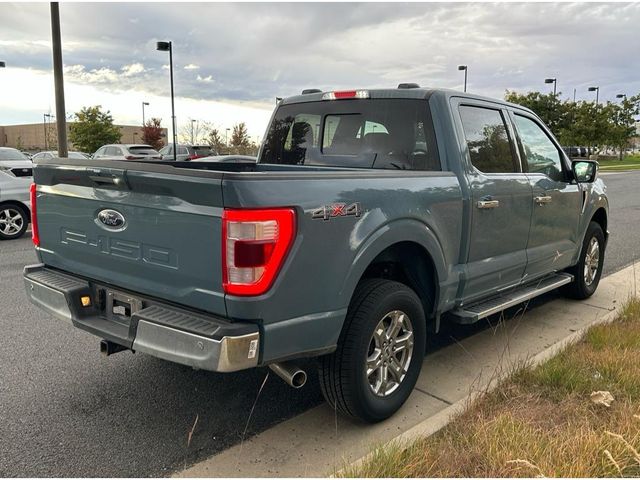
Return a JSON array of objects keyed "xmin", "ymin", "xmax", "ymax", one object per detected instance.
[
  {"xmin": 510, "ymin": 112, "xmax": 582, "ymax": 279},
  {"xmin": 455, "ymin": 102, "xmax": 533, "ymax": 302}
]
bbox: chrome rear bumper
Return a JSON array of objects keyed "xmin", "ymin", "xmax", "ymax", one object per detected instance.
[{"xmin": 24, "ymin": 264, "xmax": 260, "ymax": 372}]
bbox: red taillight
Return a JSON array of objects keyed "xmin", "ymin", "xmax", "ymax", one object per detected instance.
[
  {"xmin": 188, "ymin": 154, "xmax": 199, "ymax": 160},
  {"xmin": 29, "ymin": 183, "xmax": 40, "ymax": 247},
  {"xmin": 222, "ymin": 208, "xmax": 296, "ymax": 296}
]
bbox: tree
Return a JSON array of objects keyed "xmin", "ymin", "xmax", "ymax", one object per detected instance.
[
  {"xmin": 207, "ymin": 128, "xmax": 225, "ymax": 154},
  {"xmin": 178, "ymin": 119, "xmax": 212, "ymax": 144},
  {"xmin": 227, "ymin": 122, "xmax": 254, "ymax": 154},
  {"xmin": 69, "ymin": 106, "xmax": 121, "ymax": 153},
  {"xmin": 142, "ymin": 117, "xmax": 164, "ymax": 150}
]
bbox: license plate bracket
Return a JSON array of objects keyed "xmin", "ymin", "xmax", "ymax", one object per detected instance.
[{"xmin": 105, "ymin": 290, "xmax": 143, "ymax": 324}]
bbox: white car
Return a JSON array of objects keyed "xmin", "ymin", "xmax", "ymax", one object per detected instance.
[{"xmin": 0, "ymin": 147, "xmax": 32, "ymax": 240}]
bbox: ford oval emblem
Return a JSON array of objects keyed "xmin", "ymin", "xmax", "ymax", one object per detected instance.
[{"xmin": 97, "ymin": 209, "xmax": 126, "ymax": 229}]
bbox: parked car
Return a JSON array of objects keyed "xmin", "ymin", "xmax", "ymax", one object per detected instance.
[
  {"xmin": 24, "ymin": 87, "xmax": 608, "ymax": 422},
  {"xmin": 0, "ymin": 148, "xmax": 32, "ymax": 240},
  {"xmin": 31, "ymin": 151, "xmax": 89, "ymax": 161},
  {"xmin": 159, "ymin": 144, "xmax": 217, "ymax": 161},
  {"xmin": 93, "ymin": 144, "xmax": 161, "ymax": 161}
]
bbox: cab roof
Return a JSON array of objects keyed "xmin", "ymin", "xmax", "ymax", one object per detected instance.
[{"xmin": 280, "ymin": 87, "xmax": 535, "ymax": 115}]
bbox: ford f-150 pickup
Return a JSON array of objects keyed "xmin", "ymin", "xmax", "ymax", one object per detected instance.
[{"xmin": 24, "ymin": 86, "xmax": 608, "ymax": 422}]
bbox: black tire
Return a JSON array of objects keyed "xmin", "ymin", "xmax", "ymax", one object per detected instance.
[
  {"xmin": 563, "ymin": 221, "xmax": 605, "ymax": 299},
  {"xmin": 0, "ymin": 203, "xmax": 29, "ymax": 240},
  {"xmin": 318, "ymin": 279, "xmax": 426, "ymax": 423}
]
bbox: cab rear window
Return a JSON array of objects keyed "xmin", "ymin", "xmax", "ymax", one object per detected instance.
[{"xmin": 260, "ymin": 99, "xmax": 440, "ymax": 171}]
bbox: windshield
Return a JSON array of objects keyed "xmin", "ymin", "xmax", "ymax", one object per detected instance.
[
  {"xmin": 0, "ymin": 149, "xmax": 29, "ymax": 161},
  {"xmin": 259, "ymin": 99, "xmax": 440, "ymax": 170}
]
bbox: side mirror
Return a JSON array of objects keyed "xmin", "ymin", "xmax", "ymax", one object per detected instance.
[{"xmin": 572, "ymin": 160, "xmax": 598, "ymax": 183}]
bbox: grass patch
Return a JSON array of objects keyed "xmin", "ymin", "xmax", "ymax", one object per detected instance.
[
  {"xmin": 341, "ymin": 298, "xmax": 640, "ymax": 478},
  {"xmin": 598, "ymin": 155, "xmax": 640, "ymax": 171}
]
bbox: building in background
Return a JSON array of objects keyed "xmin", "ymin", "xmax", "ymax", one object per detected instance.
[{"xmin": 0, "ymin": 122, "xmax": 167, "ymax": 153}]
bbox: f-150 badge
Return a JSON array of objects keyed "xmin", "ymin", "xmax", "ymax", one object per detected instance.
[{"xmin": 312, "ymin": 202, "xmax": 362, "ymax": 221}]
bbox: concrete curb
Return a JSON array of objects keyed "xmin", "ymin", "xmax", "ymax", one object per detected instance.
[{"xmin": 336, "ymin": 300, "xmax": 622, "ymax": 476}]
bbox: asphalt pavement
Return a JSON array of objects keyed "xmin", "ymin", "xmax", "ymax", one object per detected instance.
[{"xmin": 0, "ymin": 170, "xmax": 638, "ymax": 477}]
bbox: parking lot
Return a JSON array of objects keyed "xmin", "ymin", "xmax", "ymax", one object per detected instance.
[{"xmin": 1, "ymin": 170, "xmax": 638, "ymax": 477}]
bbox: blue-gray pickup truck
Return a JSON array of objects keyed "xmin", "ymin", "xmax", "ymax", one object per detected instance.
[{"xmin": 24, "ymin": 86, "xmax": 608, "ymax": 422}]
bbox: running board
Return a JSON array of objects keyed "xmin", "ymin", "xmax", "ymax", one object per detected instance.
[{"xmin": 448, "ymin": 273, "xmax": 574, "ymax": 324}]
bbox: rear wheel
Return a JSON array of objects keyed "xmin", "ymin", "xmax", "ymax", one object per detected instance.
[
  {"xmin": 319, "ymin": 279, "xmax": 426, "ymax": 423},
  {"xmin": 564, "ymin": 221, "xmax": 605, "ymax": 299},
  {"xmin": 0, "ymin": 204, "xmax": 29, "ymax": 240}
]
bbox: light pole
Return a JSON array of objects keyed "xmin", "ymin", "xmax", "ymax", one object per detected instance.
[
  {"xmin": 225, "ymin": 128, "xmax": 230, "ymax": 148},
  {"xmin": 457, "ymin": 65, "xmax": 468, "ymax": 92},
  {"xmin": 142, "ymin": 101, "xmax": 149, "ymax": 126},
  {"xmin": 156, "ymin": 41, "xmax": 176, "ymax": 161},
  {"xmin": 544, "ymin": 78, "xmax": 557, "ymax": 96},
  {"xmin": 50, "ymin": 2, "xmax": 68, "ymax": 157},
  {"xmin": 43, "ymin": 113, "xmax": 54, "ymax": 150},
  {"xmin": 588, "ymin": 86, "xmax": 600, "ymax": 105},
  {"xmin": 191, "ymin": 119, "xmax": 196, "ymax": 144},
  {"xmin": 616, "ymin": 94, "xmax": 627, "ymax": 161}
]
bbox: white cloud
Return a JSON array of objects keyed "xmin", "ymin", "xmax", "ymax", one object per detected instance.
[
  {"xmin": 184, "ymin": 64, "xmax": 200, "ymax": 70},
  {"xmin": 121, "ymin": 63, "xmax": 145, "ymax": 76},
  {"xmin": 197, "ymin": 75, "xmax": 214, "ymax": 83}
]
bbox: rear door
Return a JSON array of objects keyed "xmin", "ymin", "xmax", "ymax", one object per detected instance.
[
  {"xmin": 509, "ymin": 112, "xmax": 582, "ymax": 278},
  {"xmin": 454, "ymin": 100, "xmax": 533, "ymax": 301},
  {"xmin": 33, "ymin": 160, "xmax": 227, "ymax": 315}
]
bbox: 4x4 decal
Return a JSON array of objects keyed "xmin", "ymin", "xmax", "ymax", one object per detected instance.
[{"xmin": 312, "ymin": 202, "xmax": 362, "ymax": 221}]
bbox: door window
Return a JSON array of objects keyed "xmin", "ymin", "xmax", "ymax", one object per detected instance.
[
  {"xmin": 459, "ymin": 105, "xmax": 517, "ymax": 173},
  {"xmin": 514, "ymin": 115, "xmax": 564, "ymax": 181},
  {"xmin": 106, "ymin": 147, "xmax": 121, "ymax": 156}
]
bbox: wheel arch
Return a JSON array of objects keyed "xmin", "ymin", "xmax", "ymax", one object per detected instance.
[{"xmin": 340, "ymin": 219, "xmax": 447, "ymax": 328}]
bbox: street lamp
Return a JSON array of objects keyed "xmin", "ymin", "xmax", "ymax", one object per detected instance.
[
  {"xmin": 225, "ymin": 128, "xmax": 230, "ymax": 148},
  {"xmin": 43, "ymin": 113, "xmax": 54, "ymax": 150},
  {"xmin": 588, "ymin": 86, "xmax": 600, "ymax": 105},
  {"xmin": 191, "ymin": 119, "xmax": 196, "ymax": 144},
  {"xmin": 544, "ymin": 78, "xmax": 557, "ymax": 96},
  {"xmin": 457, "ymin": 65, "xmax": 468, "ymax": 92},
  {"xmin": 0, "ymin": 61, "xmax": 5, "ymax": 68},
  {"xmin": 142, "ymin": 101, "xmax": 149, "ymax": 126},
  {"xmin": 616, "ymin": 93, "xmax": 626, "ymax": 101},
  {"xmin": 156, "ymin": 40, "xmax": 177, "ymax": 161}
]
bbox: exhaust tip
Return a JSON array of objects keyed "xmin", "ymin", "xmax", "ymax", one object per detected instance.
[
  {"xmin": 291, "ymin": 370, "xmax": 307, "ymax": 389},
  {"xmin": 269, "ymin": 362, "xmax": 307, "ymax": 389}
]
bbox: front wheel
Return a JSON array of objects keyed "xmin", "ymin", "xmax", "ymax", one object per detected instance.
[
  {"xmin": 318, "ymin": 279, "xmax": 426, "ymax": 423},
  {"xmin": 564, "ymin": 221, "xmax": 605, "ymax": 299},
  {"xmin": 0, "ymin": 204, "xmax": 29, "ymax": 240}
]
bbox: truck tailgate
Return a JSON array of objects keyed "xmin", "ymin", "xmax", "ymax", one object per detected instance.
[{"xmin": 33, "ymin": 161, "xmax": 226, "ymax": 316}]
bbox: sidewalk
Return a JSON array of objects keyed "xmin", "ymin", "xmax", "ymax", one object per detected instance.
[{"xmin": 176, "ymin": 264, "xmax": 639, "ymax": 478}]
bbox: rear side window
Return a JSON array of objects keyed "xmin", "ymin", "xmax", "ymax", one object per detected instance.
[
  {"xmin": 106, "ymin": 146, "xmax": 121, "ymax": 156},
  {"xmin": 459, "ymin": 105, "xmax": 517, "ymax": 173},
  {"xmin": 513, "ymin": 115, "xmax": 564, "ymax": 181},
  {"xmin": 260, "ymin": 99, "xmax": 440, "ymax": 171}
]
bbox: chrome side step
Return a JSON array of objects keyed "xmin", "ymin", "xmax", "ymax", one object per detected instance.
[{"xmin": 448, "ymin": 273, "xmax": 574, "ymax": 324}]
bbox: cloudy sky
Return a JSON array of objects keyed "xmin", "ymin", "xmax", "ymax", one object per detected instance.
[{"xmin": 1, "ymin": 2, "xmax": 639, "ymax": 140}]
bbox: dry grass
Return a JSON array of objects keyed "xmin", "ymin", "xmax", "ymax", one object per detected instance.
[{"xmin": 342, "ymin": 298, "xmax": 640, "ymax": 478}]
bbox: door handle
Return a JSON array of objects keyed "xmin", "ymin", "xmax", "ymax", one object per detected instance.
[
  {"xmin": 476, "ymin": 200, "xmax": 500, "ymax": 209},
  {"xmin": 534, "ymin": 195, "xmax": 553, "ymax": 205}
]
